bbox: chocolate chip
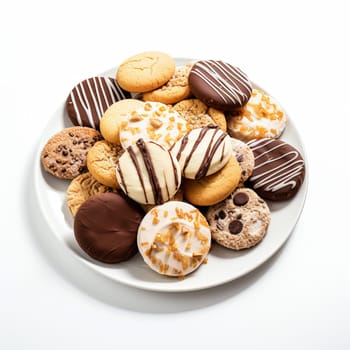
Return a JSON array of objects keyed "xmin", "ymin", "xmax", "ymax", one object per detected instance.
[
  {"xmin": 62, "ymin": 150, "xmax": 68, "ymax": 156},
  {"xmin": 69, "ymin": 132, "xmax": 74, "ymax": 137},
  {"xmin": 233, "ymin": 192, "xmax": 249, "ymax": 206},
  {"xmin": 242, "ymin": 170, "xmax": 246, "ymax": 176},
  {"xmin": 236, "ymin": 155, "xmax": 243, "ymax": 162},
  {"xmin": 228, "ymin": 220, "xmax": 243, "ymax": 234},
  {"xmin": 73, "ymin": 140, "xmax": 77, "ymax": 145},
  {"xmin": 236, "ymin": 214, "xmax": 242, "ymax": 220},
  {"xmin": 218, "ymin": 210, "xmax": 226, "ymax": 219}
]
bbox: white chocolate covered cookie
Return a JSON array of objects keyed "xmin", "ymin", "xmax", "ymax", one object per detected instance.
[
  {"xmin": 116, "ymin": 140, "xmax": 181, "ymax": 205},
  {"xmin": 119, "ymin": 101, "xmax": 189, "ymax": 150},
  {"xmin": 170, "ymin": 125, "xmax": 232, "ymax": 180},
  {"xmin": 137, "ymin": 201, "xmax": 211, "ymax": 277},
  {"xmin": 226, "ymin": 89, "xmax": 287, "ymax": 141}
]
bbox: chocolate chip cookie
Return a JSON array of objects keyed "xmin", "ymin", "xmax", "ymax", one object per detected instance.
[
  {"xmin": 206, "ymin": 188, "xmax": 270, "ymax": 250},
  {"xmin": 41, "ymin": 126, "xmax": 102, "ymax": 179}
]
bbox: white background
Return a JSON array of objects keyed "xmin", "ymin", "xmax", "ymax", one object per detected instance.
[{"xmin": 1, "ymin": 0, "xmax": 349, "ymax": 349}]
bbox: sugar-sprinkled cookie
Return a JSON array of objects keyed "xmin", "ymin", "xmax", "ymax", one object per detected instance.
[
  {"xmin": 116, "ymin": 139, "xmax": 181, "ymax": 205},
  {"xmin": 137, "ymin": 201, "xmax": 211, "ymax": 277},
  {"xmin": 66, "ymin": 77, "xmax": 130, "ymax": 130},
  {"xmin": 247, "ymin": 138, "xmax": 305, "ymax": 201},
  {"xmin": 41, "ymin": 126, "xmax": 102, "ymax": 179},
  {"xmin": 206, "ymin": 188, "xmax": 270, "ymax": 250},
  {"xmin": 189, "ymin": 60, "xmax": 252, "ymax": 111}
]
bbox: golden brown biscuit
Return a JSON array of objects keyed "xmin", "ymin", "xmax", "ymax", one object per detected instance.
[
  {"xmin": 116, "ymin": 51, "xmax": 175, "ymax": 93},
  {"xmin": 100, "ymin": 99, "xmax": 144, "ymax": 145},
  {"xmin": 87, "ymin": 140, "xmax": 124, "ymax": 188},
  {"xmin": 182, "ymin": 157, "xmax": 241, "ymax": 206},
  {"xmin": 66, "ymin": 172, "xmax": 113, "ymax": 216},
  {"xmin": 41, "ymin": 127, "xmax": 102, "ymax": 179},
  {"xmin": 173, "ymin": 99, "xmax": 227, "ymax": 131},
  {"xmin": 142, "ymin": 64, "xmax": 192, "ymax": 104}
]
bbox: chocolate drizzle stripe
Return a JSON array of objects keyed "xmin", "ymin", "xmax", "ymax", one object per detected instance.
[
  {"xmin": 175, "ymin": 134, "xmax": 189, "ymax": 162},
  {"xmin": 116, "ymin": 160, "xmax": 128, "ymax": 195},
  {"xmin": 97, "ymin": 77, "xmax": 110, "ymax": 112},
  {"xmin": 127, "ymin": 145, "xmax": 149, "ymax": 203},
  {"xmin": 248, "ymin": 139, "xmax": 305, "ymax": 192},
  {"xmin": 195, "ymin": 127, "xmax": 224, "ymax": 179},
  {"xmin": 168, "ymin": 146, "xmax": 180, "ymax": 189},
  {"xmin": 136, "ymin": 139, "xmax": 163, "ymax": 205},
  {"xmin": 71, "ymin": 82, "xmax": 94, "ymax": 128},
  {"xmin": 192, "ymin": 61, "xmax": 251, "ymax": 105},
  {"xmin": 183, "ymin": 127, "xmax": 211, "ymax": 174},
  {"xmin": 86, "ymin": 78, "xmax": 103, "ymax": 127},
  {"xmin": 107, "ymin": 77, "xmax": 127, "ymax": 100}
]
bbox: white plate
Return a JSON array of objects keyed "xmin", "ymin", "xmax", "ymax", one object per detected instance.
[{"xmin": 34, "ymin": 58, "xmax": 308, "ymax": 292}]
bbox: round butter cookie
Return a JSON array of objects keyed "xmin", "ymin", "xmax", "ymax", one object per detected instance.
[
  {"xmin": 41, "ymin": 126, "xmax": 102, "ymax": 179},
  {"xmin": 206, "ymin": 188, "xmax": 270, "ymax": 250},
  {"xmin": 143, "ymin": 64, "xmax": 192, "ymax": 104},
  {"xmin": 183, "ymin": 157, "xmax": 241, "ymax": 206},
  {"xmin": 116, "ymin": 139, "xmax": 181, "ymax": 205},
  {"xmin": 116, "ymin": 51, "xmax": 175, "ymax": 93},
  {"xmin": 189, "ymin": 60, "xmax": 252, "ymax": 111},
  {"xmin": 74, "ymin": 192, "xmax": 144, "ymax": 264},
  {"xmin": 226, "ymin": 89, "xmax": 287, "ymax": 141},
  {"xmin": 66, "ymin": 172, "xmax": 113, "ymax": 216},
  {"xmin": 100, "ymin": 99, "xmax": 144, "ymax": 145},
  {"xmin": 66, "ymin": 77, "xmax": 130, "ymax": 130},
  {"xmin": 170, "ymin": 125, "xmax": 232, "ymax": 180},
  {"xmin": 247, "ymin": 138, "xmax": 305, "ymax": 201},
  {"xmin": 119, "ymin": 101, "xmax": 188, "ymax": 150},
  {"xmin": 138, "ymin": 201, "xmax": 211, "ymax": 277},
  {"xmin": 87, "ymin": 140, "xmax": 124, "ymax": 188}
]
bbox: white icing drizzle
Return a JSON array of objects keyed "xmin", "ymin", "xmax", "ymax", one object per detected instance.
[
  {"xmin": 191, "ymin": 60, "xmax": 252, "ymax": 105},
  {"xmin": 248, "ymin": 139, "xmax": 304, "ymax": 192},
  {"xmin": 69, "ymin": 77, "xmax": 127, "ymax": 128}
]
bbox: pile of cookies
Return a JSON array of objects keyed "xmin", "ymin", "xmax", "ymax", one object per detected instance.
[{"xmin": 41, "ymin": 51, "xmax": 306, "ymax": 278}]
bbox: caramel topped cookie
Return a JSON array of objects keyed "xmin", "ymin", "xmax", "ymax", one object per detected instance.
[
  {"xmin": 66, "ymin": 77, "xmax": 130, "ymax": 130},
  {"xmin": 41, "ymin": 127, "xmax": 102, "ymax": 179}
]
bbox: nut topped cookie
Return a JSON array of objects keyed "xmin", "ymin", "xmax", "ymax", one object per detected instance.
[
  {"xmin": 41, "ymin": 126, "xmax": 102, "ymax": 179},
  {"xmin": 119, "ymin": 101, "xmax": 189, "ymax": 150},
  {"xmin": 137, "ymin": 201, "xmax": 211, "ymax": 277}
]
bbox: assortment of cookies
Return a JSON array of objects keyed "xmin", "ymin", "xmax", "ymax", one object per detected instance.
[{"xmin": 40, "ymin": 50, "xmax": 306, "ymax": 279}]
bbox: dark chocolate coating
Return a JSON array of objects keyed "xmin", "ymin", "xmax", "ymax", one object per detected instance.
[
  {"xmin": 66, "ymin": 77, "xmax": 131, "ymax": 130},
  {"xmin": 188, "ymin": 60, "xmax": 252, "ymax": 111},
  {"xmin": 74, "ymin": 192, "xmax": 144, "ymax": 263},
  {"xmin": 247, "ymin": 138, "xmax": 305, "ymax": 201}
]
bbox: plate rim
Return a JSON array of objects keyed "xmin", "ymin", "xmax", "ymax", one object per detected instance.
[{"xmin": 33, "ymin": 58, "xmax": 309, "ymax": 292}]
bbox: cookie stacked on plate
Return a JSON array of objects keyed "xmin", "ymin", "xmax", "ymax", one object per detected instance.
[{"xmin": 40, "ymin": 50, "xmax": 306, "ymax": 278}]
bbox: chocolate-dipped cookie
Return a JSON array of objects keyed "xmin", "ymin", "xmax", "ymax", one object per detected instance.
[
  {"xmin": 66, "ymin": 77, "xmax": 130, "ymax": 130},
  {"xmin": 74, "ymin": 192, "xmax": 144, "ymax": 263},
  {"xmin": 188, "ymin": 60, "xmax": 252, "ymax": 111},
  {"xmin": 247, "ymin": 138, "xmax": 305, "ymax": 201}
]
